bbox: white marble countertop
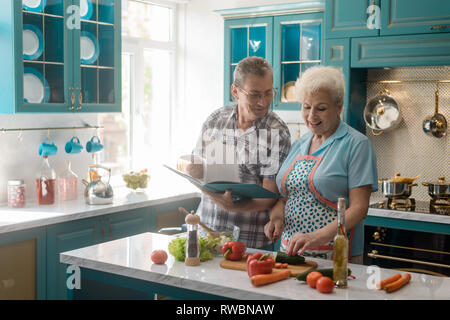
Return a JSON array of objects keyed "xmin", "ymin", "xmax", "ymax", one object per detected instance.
[
  {"xmin": 60, "ymin": 232, "xmax": 450, "ymax": 300},
  {"xmin": 0, "ymin": 169, "xmax": 200, "ymax": 234}
]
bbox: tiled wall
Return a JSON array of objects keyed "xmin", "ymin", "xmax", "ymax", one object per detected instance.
[{"xmin": 366, "ymin": 66, "xmax": 450, "ymax": 202}]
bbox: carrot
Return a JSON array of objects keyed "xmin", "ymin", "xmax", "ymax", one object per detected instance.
[
  {"xmin": 384, "ymin": 273, "xmax": 411, "ymax": 293},
  {"xmin": 251, "ymin": 270, "xmax": 291, "ymax": 287},
  {"xmin": 282, "ymin": 263, "xmax": 288, "ymax": 269},
  {"xmin": 274, "ymin": 262, "xmax": 282, "ymax": 268},
  {"xmin": 376, "ymin": 273, "xmax": 402, "ymax": 290}
]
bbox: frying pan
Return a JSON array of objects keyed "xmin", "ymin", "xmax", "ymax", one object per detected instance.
[{"xmin": 423, "ymin": 89, "xmax": 447, "ymax": 138}]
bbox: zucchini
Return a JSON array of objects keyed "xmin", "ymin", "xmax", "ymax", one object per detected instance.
[
  {"xmin": 296, "ymin": 268, "xmax": 352, "ymax": 281},
  {"xmin": 274, "ymin": 251, "xmax": 305, "ymax": 265}
]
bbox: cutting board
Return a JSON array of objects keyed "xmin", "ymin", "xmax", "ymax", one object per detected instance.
[{"xmin": 220, "ymin": 257, "xmax": 317, "ymax": 277}]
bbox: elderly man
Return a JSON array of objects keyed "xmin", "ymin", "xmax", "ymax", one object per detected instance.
[{"xmin": 189, "ymin": 57, "xmax": 291, "ymax": 250}]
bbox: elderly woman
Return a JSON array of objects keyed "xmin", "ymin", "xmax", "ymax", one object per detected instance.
[{"xmin": 264, "ymin": 66, "xmax": 378, "ymax": 263}]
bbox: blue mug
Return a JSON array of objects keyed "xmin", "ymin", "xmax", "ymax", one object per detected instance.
[
  {"xmin": 38, "ymin": 138, "xmax": 58, "ymax": 157},
  {"xmin": 65, "ymin": 137, "xmax": 83, "ymax": 154},
  {"xmin": 86, "ymin": 136, "xmax": 103, "ymax": 153}
]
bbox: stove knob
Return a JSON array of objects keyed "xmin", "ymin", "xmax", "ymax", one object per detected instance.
[{"xmin": 373, "ymin": 232, "xmax": 381, "ymax": 241}]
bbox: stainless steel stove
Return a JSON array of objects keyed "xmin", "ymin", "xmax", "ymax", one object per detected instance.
[{"xmin": 370, "ymin": 199, "xmax": 450, "ymax": 215}]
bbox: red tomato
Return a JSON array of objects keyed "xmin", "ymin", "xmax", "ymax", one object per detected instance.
[
  {"xmin": 306, "ymin": 271, "xmax": 323, "ymax": 288},
  {"xmin": 151, "ymin": 250, "xmax": 168, "ymax": 264},
  {"xmin": 316, "ymin": 276, "xmax": 334, "ymax": 293}
]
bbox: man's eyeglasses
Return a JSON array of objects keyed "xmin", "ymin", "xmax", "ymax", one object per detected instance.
[{"xmin": 238, "ymin": 87, "xmax": 277, "ymax": 103}]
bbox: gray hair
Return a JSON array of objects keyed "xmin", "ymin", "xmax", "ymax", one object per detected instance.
[
  {"xmin": 233, "ymin": 57, "xmax": 273, "ymax": 88},
  {"xmin": 295, "ymin": 65, "xmax": 345, "ymax": 107}
]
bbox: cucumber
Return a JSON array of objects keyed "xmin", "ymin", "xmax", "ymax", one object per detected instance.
[
  {"xmin": 296, "ymin": 268, "xmax": 352, "ymax": 281},
  {"xmin": 274, "ymin": 251, "xmax": 305, "ymax": 265}
]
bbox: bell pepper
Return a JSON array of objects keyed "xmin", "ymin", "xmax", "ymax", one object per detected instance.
[
  {"xmin": 246, "ymin": 253, "xmax": 275, "ymax": 277},
  {"xmin": 221, "ymin": 241, "xmax": 246, "ymax": 261}
]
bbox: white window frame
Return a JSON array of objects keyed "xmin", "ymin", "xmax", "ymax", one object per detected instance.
[{"xmin": 121, "ymin": 0, "xmax": 179, "ymax": 170}]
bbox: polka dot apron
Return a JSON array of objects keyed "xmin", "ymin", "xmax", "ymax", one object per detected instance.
[{"xmin": 279, "ymin": 153, "xmax": 354, "ymax": 260}]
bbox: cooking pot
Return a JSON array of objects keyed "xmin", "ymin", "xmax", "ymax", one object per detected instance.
[
  {"xmin": 379, "ymin": 173, "xmax": 419, "ymax": 198},
  {"xmin": 422, "ymin": 177, "xmax": 450, "ymax": 199},
  {"xmin": 364, "ymin": 89, "xmax": 402, "ymax": 136}
]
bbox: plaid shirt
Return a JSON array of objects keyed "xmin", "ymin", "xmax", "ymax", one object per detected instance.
[{"xmin": 193, "ymin": 105, "xmax": 291, "ymax": 249}]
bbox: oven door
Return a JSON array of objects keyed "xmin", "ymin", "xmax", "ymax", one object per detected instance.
[{"xmin": 364, "ymin": 225, "xmax": 450, "ymax": 277}]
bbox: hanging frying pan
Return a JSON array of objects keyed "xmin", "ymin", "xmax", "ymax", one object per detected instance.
[{"xmin": 423, "ymin": 89, "xmax": 447, "ymax": 138}]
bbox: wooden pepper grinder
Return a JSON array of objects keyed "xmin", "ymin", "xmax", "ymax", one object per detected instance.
[{"xmin": 185, "ymin": 211, "xmax": 201, "ymax": 266}]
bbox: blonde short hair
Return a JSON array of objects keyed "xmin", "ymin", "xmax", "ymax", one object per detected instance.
[{"xmin": 294, "ymin": 66, "xmax": 345, "ymax": 106}]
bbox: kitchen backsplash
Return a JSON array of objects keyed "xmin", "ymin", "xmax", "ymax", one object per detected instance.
[
  {"xmin": 366, "ymin": 66, "xmax": 450, "ymax": 201},
  {"xmin": 0, "ymin": 114, "xmax": 99, "ymax": 205}
]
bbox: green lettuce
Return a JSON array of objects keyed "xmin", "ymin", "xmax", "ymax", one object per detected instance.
[{"xmin": 168, "ymin": 234, "xmax": 231, "ymax": 262}]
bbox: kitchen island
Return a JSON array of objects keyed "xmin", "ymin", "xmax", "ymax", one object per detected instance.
[
  {"xmin": 1, "ymin": 167, "xmax": 449, "ymax": 299},
  {"xmin": 60, "ymin": 232, "xmax": 450, "ymax": 300}
]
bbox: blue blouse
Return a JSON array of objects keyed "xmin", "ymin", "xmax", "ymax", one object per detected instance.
[{"xmin": 275, "ymin": 120, "xmax": 378, "ymax": 256}]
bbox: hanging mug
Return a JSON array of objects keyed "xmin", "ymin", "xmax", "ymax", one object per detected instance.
[
  {"xmin": 86, "ymin": 136, "xmax": 103, "ymax": 153},
  {"xmin": 38, "ymin": 138, "xmax": 58, "ymax": 156},
  {"xmin": 65, "ymin": 137, "xmax": 83, "ymax": 154}
]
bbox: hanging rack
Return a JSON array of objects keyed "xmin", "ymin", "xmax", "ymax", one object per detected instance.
[
  {"xmin": 1, "ymin": 125, "xmax": 103, "ymax": 134},
  {"xmin": 363, "ymin": 79, "xmax": 450, "ymax": 85}
]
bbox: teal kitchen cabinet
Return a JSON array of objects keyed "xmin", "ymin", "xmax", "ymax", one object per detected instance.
[
  {"xmin": 326, "ymin": 0, "xmax": 450, "ymax": 38},
  {"xmin": 380, "ymin": 0, "xmax": 450, "ymax": 36},
  {"xmin": 223, "ymin": 17, "xmax": 273, "ymax": 106},
  {"xmin": 103, "ymin": 207, "xmax": 151, "ymax": 241},
  {"xmin": 0, "ymin": 0, "xmax": 121, "ymax": 114},
  {"xmin": 323, "ymin": 38, "xmax": 350, "ymax": 117},
  {"xmin": 0, "ymin": 227, "xmax": 46, "ymax": 300},
  {"xmin": 46, "ymin": 208, "xmax": 150, "ymax": 299},
  {"xmin": 325, "ymin": 0, "xmax": 380, "ymax": 39},
  {"xmin": 351, "ymin": 33, "xmax": 450, "ymax": 68},
  {"xmin": 273, "ymin": 13, "xmax": 323, "ymax": 110},
  {"xmin": 46, "ymin": 216, "xmax": 101, "ymax": 299}
]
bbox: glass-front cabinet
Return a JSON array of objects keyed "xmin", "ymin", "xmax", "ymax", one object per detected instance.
[
  {"xmin": 21, "ymin": 0, "xmax": 70, "ymax": 110},
  {"xmin": 224, "ymin": 17, "xmax": 272, "ymax": 106},
  {"xmin": 0, "ymin": 0, "xmax": 121, "ymax": 114},
  {"xmin": 273, "ymin": 13, "xmax": 323, "ymax": 110},
  {"xmin": 76, "ymin": 0, "xmax": 119, "ymax": 109},
  {"xmin": 221, "ymin": 5, "xmax": 323, "ymax": 110}
]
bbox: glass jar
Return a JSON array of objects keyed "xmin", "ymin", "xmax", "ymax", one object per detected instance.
[
  {"xmin": 58, "ymin": 161, "xmax": 78, "ymax": 201},
  {"xmin": 7, "ymin": 179, "xmax": 26, "ymax": 208},
  {"xmin": 36, "ymin": 156, "xmax": 56, "ymax": 205}
]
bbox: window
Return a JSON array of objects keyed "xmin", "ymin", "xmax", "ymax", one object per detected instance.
[{"xmin": 99, "ymin": 0, "xmax": 177, "ymax": 180}]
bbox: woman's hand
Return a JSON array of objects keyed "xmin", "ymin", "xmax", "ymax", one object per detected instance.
[
  {"xmin": 286, "ymin": 232, "xmax": 324, "ymax": 256},
  {"xmin": 264, "ymin": 198, "xmax": 286, "ymax": 242}
]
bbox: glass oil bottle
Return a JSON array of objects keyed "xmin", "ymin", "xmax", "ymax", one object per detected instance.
[{"xmin": 333, "ymin": 198, "xmax": 348, "ymax": 288}]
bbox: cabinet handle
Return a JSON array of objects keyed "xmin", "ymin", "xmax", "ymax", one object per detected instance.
[
  {"xmin": 101, "ymin": 221, "xmax": 105, "ymax": 239},
  {"xmin": 430, "ymin": 25, "xmax": 449, "ymax": 30},
  {"xmin": 69, "ymin": 87, "xmax": 75, "ymax": 111},
  {"xmin": 367, "ymin": 250, "xmax": 450, "ymax": 269},
  {"xmin": 76, "ymin": 87, "xmax": 82, "ymax": 110}
]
